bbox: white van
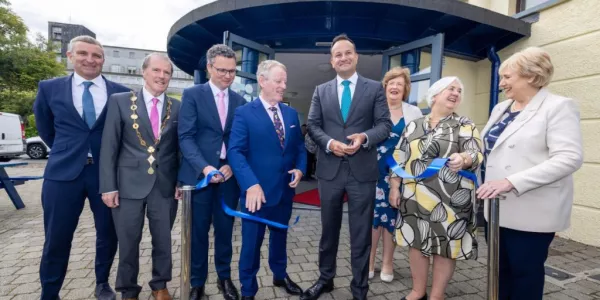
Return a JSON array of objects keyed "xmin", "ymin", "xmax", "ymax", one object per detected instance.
[{"xmin": 0, "ymin": 112, "xmax": 26, "ymax": 162}]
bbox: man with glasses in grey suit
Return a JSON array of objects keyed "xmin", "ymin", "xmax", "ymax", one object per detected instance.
[{"xmin": 303, "ymin": 34, "xmax": 392, "ymax": 300}]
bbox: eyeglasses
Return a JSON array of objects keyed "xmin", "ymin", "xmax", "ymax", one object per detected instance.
[{"xmin": 211, "ymin": 65, "xmax": 236, "ymax": 77}]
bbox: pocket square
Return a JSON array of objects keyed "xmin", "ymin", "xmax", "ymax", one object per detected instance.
[{"xmin": 290, "ymin": 125, "xmax": 296, "ymax": 128}]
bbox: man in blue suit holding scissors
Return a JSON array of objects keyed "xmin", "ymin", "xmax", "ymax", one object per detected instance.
[
  {"xmin": 228, "ymin": 60, "xmax": 307, "ymax": 300},
  {"xmin": 33, "ymin": 35, "xmax": 130, "ymax": 300}
]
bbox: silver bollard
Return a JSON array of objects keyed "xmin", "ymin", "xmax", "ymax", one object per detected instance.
[
  {"xmin": 487, "ymin": 197, "xmax": 500, "ymax": 300},
  {"xmin": 180, "ymin": 185, "xmax": 194, "ymax": 300}
]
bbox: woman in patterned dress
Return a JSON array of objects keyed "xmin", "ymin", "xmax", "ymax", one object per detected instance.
[
  {"xmin": 389, "ymin": 77, "xmax": 483, "ymax": 300},
  {"xmin": 369, "ymin": 67, "xmax": 423, "ymax": 283}
]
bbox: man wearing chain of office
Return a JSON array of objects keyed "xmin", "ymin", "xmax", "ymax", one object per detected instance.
[{"xmin": 99, "ymin": 53, "xmax": 181, "ymax": 300}]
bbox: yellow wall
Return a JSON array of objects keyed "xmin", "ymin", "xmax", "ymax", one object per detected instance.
[{"xmin": 462, "ymin": 0, "xmax": 600, "ymax": 246}]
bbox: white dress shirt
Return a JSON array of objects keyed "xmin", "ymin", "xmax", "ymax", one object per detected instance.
[
  {"xmin": 336, "ymin": 72, "xmax": 358, "ymax": 107},
  {"xmin": 326, "ymin": 72, "xmax": 368, "ymax": 151},
  {"xmin": 72, "ymin": 72, "xmax": 107, "ymax": 121},
  {"xmin": 72, "ymin": 72, "xmax": 107, "ymax": 158},
  {"xmin": 260, "ymin": 98, "xmax": 285, "ymax": 134},
  {"xmin": 209, "ymin": 80, "xmax": 229, "ymax": 159},
  {"xmin": 142, "ymin": 86, "xmax": 165, "ymax": 134}
]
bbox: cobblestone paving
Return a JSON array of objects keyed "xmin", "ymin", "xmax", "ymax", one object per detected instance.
[{"xmin": 1, "ymin": 163, "xmax": 599, "ymax": 299}]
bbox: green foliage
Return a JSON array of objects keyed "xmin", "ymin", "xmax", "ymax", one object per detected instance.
[
  {"xmin": 25, "ymin": 114, "xmax": 37, "ymax": 137},
  {"xmin": 0, "ymin": 0, "xmax": 65, "ymax": 121},
  {"xmin": 167, "ymin": 93, "xmax": 182, "ymax": 100},
  {"xmin": 0, "ymin": 89, "xmax": 36, "ymax": 117}
]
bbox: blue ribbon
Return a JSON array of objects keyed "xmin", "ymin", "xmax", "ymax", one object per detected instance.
[
  {"xmin": 195, "ymin": 170, "xmax": 299, "ymax": 229},
  {"xmin": 385, "ymin": 155, "xmax": 479, "ymax": 188}
]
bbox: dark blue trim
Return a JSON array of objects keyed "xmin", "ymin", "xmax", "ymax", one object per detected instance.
[{"xmin": 487, "ymin": 46, "xmax": 501, "ymax": 116}]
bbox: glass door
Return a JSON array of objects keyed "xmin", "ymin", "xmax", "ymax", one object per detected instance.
[
  {"xmin": 381, "ymin": 33, "xmax": 444, "ymax": 114},
  {"xmin": 223, "ymin": 31, "xmax": 275, "ymax": 102}
]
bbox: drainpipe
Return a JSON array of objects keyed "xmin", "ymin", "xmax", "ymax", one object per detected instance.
[{"xmin": 487, "ymin": 46, "xmax": 501, "ymax": 116}]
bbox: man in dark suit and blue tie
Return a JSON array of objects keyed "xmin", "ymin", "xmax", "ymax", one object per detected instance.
[
  {"xmin": 178, "ymin": 44, "xmax": 246, "ymax": 300},
  {"xmin": 33, "ymin": 35, "xmax": 130, "ymax": 300},
  {"xmin": 228, "ymin": 60, "xmax": 306, "ymax": 300},
  {"xmin": 302, "ymin": 34, "xmax": 392, "ymax": 300}
]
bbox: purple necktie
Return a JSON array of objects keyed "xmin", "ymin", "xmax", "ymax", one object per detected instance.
[
  {"xmin": 269, "ymin": 106, "xmax": 285, "ymax": 148},
  {"xmin": 150, "ymin": 98, "xmax": 159, "ymax": 139},
  {"xmin": 217, "ymin": 91, "xmax": 227, "ymax": 158}
]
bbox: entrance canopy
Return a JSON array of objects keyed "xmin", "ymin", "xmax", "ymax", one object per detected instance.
[{"xmin": 167, "ymin": 0, "xmax": 531, "ymax": 75}]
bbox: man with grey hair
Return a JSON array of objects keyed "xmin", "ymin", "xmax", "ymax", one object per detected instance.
[
  {"xmin": 178, "ymin": 44, "xmax": 247, "ymax": 300},
  {"xmin": 99, "ymin": 53, "xmax": 181, "ymax": 300},
  {"xmin": 228, "ymin": 60, "xmax": 306, "ymax": 300},
  {"xmin": 34, "ymin": 35, "xmax": 130, "ymax": 300}
]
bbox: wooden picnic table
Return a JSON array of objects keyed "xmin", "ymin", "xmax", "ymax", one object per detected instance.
[{"xmin": 0, "ymin": 162, "xmax": 41, "ymax": 210}]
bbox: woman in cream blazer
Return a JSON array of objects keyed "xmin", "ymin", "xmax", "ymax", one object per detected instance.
[{"xmin": 477, "ymin": 47, "xmax": 583, "ymax": 300}]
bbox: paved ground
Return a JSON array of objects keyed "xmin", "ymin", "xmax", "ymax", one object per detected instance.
[{"xmin": 1, "ymin": 161, "xmax": 599, "ymax": 300}]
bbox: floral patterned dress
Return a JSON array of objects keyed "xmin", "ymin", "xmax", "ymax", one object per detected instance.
[
  {"xmin": 373, "ymin": 119, "xmax": 406, "ymax": 233},
  {"xmin": 391, "ymin": 114, "xmax": 483, "ymax": 260}
]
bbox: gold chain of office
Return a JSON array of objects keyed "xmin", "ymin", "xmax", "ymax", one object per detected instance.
[{"xmin": 129, "ymin": 91, "xmax": 172, "ymax": 175}]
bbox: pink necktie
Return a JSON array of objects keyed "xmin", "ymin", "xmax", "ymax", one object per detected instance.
[
  {"xmin": 217, "ymin": 91, "xmax": 227, "ymax": 158},
  {"xmin": 150, "ymin": 98, "xmax": 159, "ymax": 139}
]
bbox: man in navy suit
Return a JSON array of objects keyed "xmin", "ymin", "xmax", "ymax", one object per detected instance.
[
  {"xmin": 228, "ymin": 60, "xmax": 306, "ymax": 300},
  {"xmin": 33, "ymin": 35, "xmax": 130, "ymax": 300},
  {"xmin": 178, "ymin": 44, "xmax": 246, "ymax": 300}
]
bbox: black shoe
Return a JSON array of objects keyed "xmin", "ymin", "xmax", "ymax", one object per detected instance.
[
  {"xmin": 190, "ymin": 286, "xmax": 205, "ymax": 300},
  {"xmin": 300, "ymin": 280, "xmax": 334, "ymax": 300},
  {"xmin": 95, "ymin": 283, "xmax": 116, "ymax": 300},
  {"xmin": 274, "ymin": 275, "xmax": 303, "ymax": 295},
  {"xmin": 218, "ymin": 278, "xmax": 240, "ymax": 300},
  {"xmin": 241, "ymin": 297, "xmax": 254, "ymax": 300},
  {"xmin": 401, "ymin": 293, "xmax": 428, "ymax": 300}
]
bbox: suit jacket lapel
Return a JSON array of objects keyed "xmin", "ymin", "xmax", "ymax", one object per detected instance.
[
  {"xmin": 64, "ymin": 75, "xmax": 88, "ymax": 129},
  {"xmin": 135, "ymin": 90, "xmax": 156, "ymax": 142},
  {"xmin": 346, "ymin": 75, "xmax": 367, "ymax": 122},
  {"xmin": 224, "ymin": 89, "xmax": 239, "ymax": 133},
  {"xmin": 327, "ymin": 78, "xmax": 344, "ymax": 124},
  {"xmin": 204, "ymin": 83, "xmax": 224, "ymax": 133},
  {"xmin": 492, "ymin": 89, "xmax": 549, "ymax": 151},
  {"xmin": 251, "ymin": 99, "xmax": 282, "ymax": 150},
  {"xmin": 92, "ymin": 76, "xmax": 113, "ymax": 130},
  {"xmin": 281, "ymin": 104, "xmax": 292, "ymax": 151}
]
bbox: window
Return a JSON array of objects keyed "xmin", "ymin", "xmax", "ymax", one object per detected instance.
[
  {"xmin": 110, "ymin": 65, "xmax": 122, "ymax": 73},
  {"xmin": 129, "ymin": 52, "xmax": 135, "ymax": 59},
  {"xmin": 113, "ymin": 50, "xmax": 119, "ymax": 58},
  {"xmin": 52, "ymin": 41, "xmax": 62, "ymax": 53},
  {"xmin": 51, "ymin": 27, "xmax": 62, "ymax": 40},
  {"xmin": 517, "ymin": 0, "xmax": 551, "ymax": 12},
  {"xmin": 127, "ymin": 66, "xmax": 137, "ymax": 74}
]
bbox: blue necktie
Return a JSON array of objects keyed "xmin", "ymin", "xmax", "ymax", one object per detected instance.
[
  {"xmin": 82, "ymin": 81, "xmax": 96, "ymax": 128},
  {"xmin": 340, "ymin": 80, "xmax": 352, "ymax": 122}
]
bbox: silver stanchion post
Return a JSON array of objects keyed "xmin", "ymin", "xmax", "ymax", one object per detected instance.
[
  {"xmin": 487, "ymin": 197, "xmax": 500, "ymax": 300},
  {"xmin": 180, "ymin": 186, "xmax": 194, "ymax": 300}
]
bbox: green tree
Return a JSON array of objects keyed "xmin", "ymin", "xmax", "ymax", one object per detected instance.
[{"xmin": 0, "ymin": 0, "xmax": 65, "ymax": 123}]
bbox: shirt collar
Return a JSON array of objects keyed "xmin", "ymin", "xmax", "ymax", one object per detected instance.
[
  {"xmin": 337, "ymin": 72, "xmax": 358, "ymax": 86},
  {"xmin": 142, "ymin": 86, "xmax": 165, "ymax": 104},
  {"xmin": 208, "ymin": 80, "xmax": 228, "ymax": 97},
  {"xmin": 259, "ymin": 97, "xmax": 279, "ymax": 112},
  {"xmin": 73, "ymin": 72, "xmax": 104, "ymax": 87}
]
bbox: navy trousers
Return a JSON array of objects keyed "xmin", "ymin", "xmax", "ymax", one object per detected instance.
[
  {"xmin": 40, "ymin": 164, "xmax": 118, "ymax": 300},
  {"xmin": 239, "ymin": 198, "xmax": 293, "ymax": 297},
  {"xmin": 488, "ymin": 226, "xmax": 554, "ymax": 300},
  {"xmin": 190, "ymin": 160, "xmax": 241, "ymax": 288}
]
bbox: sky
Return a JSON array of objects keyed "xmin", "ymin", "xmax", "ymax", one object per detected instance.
[{"xmin": 12, "ymin": 0, "xmax": 215, "ymax": 51}]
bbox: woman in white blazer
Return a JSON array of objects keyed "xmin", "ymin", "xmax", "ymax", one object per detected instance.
[
  {"xmin": 369, "ymin": 67, "xmax": 422, "ymax": 283},
  {"xmin": 477, "ymin": 47, "xmax": 583, "ymax": 300}
]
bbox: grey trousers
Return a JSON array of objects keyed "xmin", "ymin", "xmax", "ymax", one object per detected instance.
[{"xmin": 112, "ymin": 185, "xmax": 178, "ymax": 298}]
